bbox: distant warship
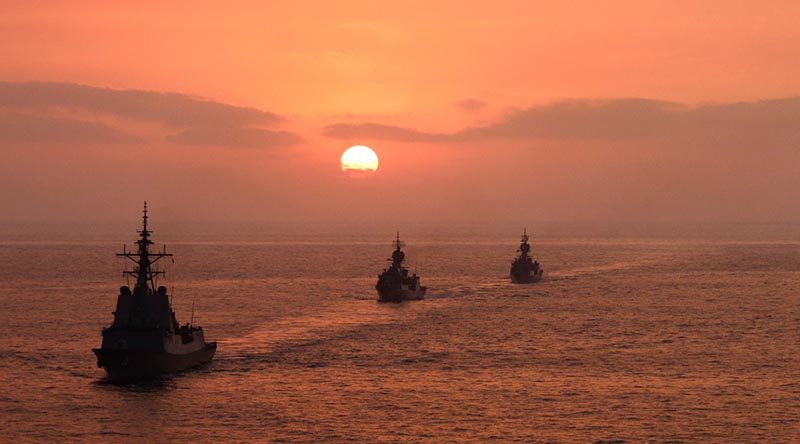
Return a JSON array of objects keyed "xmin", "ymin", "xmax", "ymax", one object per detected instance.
[
  {"xmin": 510, "ymin": 229, "xmax": 543, "ymax": 284},
  {"xmin": 376, "ymin": 232, "xmax": 426, "ymax": 302},
  {"xmin": 93, "ymin": 203, "xmax": 216, "ymax": 382}
]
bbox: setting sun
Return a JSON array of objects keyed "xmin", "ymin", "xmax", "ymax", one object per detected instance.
[{"xmin": 340, "ymin": 145, "xmax": 379, "ymax": 173}]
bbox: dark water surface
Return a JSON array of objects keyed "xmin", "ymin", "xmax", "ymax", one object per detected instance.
[{"xmin": 1, "ymin": 225, "xmax": 799, "ymax": 442}]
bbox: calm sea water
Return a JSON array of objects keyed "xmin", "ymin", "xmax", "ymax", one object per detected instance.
[{"xmin": 1, "ymin": 223, "xmax": 799, "ymax": 442}]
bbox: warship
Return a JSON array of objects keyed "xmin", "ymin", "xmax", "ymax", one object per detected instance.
[
  {"xmin": 510, "ymin": 229, "xmax": 543, "ymax": 284},
  {"xmin": 376, "ymin": 232, "xmax": 426, "ymax": 302},
  {"xmin": 93, "ymin": 202, "xmax": 216, "ymax": 382}
]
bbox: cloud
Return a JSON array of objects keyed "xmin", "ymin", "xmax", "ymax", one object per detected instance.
[
  {"xmin": 168, "ymin": 127, "xmax": 303, "ymax": 148},
  {"xmin": 0, "ymin": 81, "xmax": 301, "ymax": 148},
  {"xmin": 0, "ymin": 111, "xmax": 141, "ymax": 144},
  {"xmin": 455, "ymin": 98, "xmax": 487, "ymax": 112},
  {"xmin": 457, "ymin": 98, "xmax": 685, "ymax": 140},
  {"xmin": 321, "ymin": 122, "xmax": 448, "ymax": 142},
  {"xmin": 323, "ymin": 97, "xmax": 800, "ymax": 146}
]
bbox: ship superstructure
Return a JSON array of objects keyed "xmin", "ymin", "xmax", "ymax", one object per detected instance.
[
  {"xmin": 92, "ymin": 202, "xmax": 216, "ymax": 381},
  {"xmin": 510, "ymin": 229, "xmax": 543, "ymax": 284},
  {"xmin": 376, "ymin": 232, "xmax": 426, "ymax": 302}
]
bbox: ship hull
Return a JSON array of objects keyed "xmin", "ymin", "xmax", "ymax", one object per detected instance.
[
  {"xmin": 377, "ymin": 287, "xmax": 426, "ymax": 302},
  {"xmin": 510, "ymin": 271, "xmax": 543, "ymax": 284},
  {"xmin": 92, "ymin": 342, "xmax": 216, "ymax": 382}
]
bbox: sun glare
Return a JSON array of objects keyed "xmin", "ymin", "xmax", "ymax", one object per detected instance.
[{"xmin": 340, "ymin": 145, "xmax": 379, "ymax": 173}]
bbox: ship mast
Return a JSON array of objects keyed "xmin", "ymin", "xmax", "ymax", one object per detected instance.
[
  {"xmin": 117, "ymin": 201, "xmax": 173, "ymax": 294},
  {"xmin": 390, "ymin": 231, "xmax": 405, "ymax": 268},
  {"xmin": 518, "ymin": 228, "xmax": 531, "ymax": 259}
]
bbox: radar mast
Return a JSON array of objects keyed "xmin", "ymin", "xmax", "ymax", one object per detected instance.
[{"xmin": 116, "ymin": 201, "xmax": 173, "ymax": 294}]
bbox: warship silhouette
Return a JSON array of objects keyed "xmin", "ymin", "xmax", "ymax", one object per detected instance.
[
  {"xmin": 93, "ymin": 203, "xmax": 216, "ymax": 382},
  {"xmin": 510, "ymin": 229, "xmax": 543, "ymax": 284},
  {"xmin": 376, "ymin": 232, "xmax": 426, "ymax": 302}
]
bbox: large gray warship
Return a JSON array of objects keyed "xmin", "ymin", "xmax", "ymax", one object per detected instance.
[
  {"xmin": 510, "ymin": 229, "xmax": 543, "ymax": 284},
  {"xmin": 93, "ymin": 203, "xmax": 216, "ymax": 382},
  {"xmin": 376, "ymin": 232, "xmax": 426, "ymax": 302}
]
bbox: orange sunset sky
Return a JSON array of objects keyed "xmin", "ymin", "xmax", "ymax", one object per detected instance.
[{"xmin": 1, "ymin": 1, "xmax": 799, "ymax": 226}]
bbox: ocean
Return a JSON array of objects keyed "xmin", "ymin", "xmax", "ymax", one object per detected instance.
[{"xmin": 1, "ymin": 223, "xmax": 798, "ymax": 442}]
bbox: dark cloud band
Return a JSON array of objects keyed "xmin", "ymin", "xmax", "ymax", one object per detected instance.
[
  {"xmin": 323, "ymin": 97, "xmax": 800, "ymax": 146},
  {"xmin": 0, "ymin": 82, "xmax": 301, "ymax": 148}
]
